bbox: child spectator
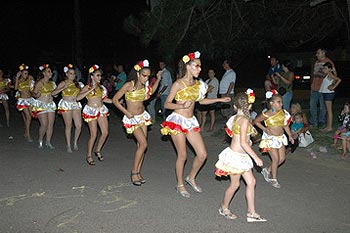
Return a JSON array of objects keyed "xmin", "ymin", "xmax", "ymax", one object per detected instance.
[
  {"xmin": 332, "ymin": 102, "xmax": 350, "ymax": 148},
  {"xmin": 288, "ymin": 112, "xmax": 305, "ymax": 153}
]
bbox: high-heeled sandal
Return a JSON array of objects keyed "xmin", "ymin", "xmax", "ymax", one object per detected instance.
[
  {"xmin": 94, "ymin": 151, "xmax": 104, "ymax": 161},
  {"xmin": 86, "ymin": 157, "xmax": 96, "ymax": 166},
  {"xmin": 45, "ymin": 142, "xmax": 55, "ymax": 150},
  {"xmin": 136, "ymin": 172, "xmax": 146, "ymax": 184},
  {"xmin": 218, "ymin": 207, "xmax": 237, "ymax": 220},
  {"xmin": 176, "ymin": 184, "xmax": 190, "ymax": 198},
  {"xmin": 246, "ymin": 212, "xmax": 267, "ymax": 222},
  {"xmin": 185, "ymin": 176, "xmax": 202, "ymax": 193},
  {"xmin": 130, "ymin": 172, "xmax": 142, "ymax": 186}
]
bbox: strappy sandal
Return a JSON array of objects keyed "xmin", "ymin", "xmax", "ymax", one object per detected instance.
[
  {"xmin": 246, "ymin": 212, "xmax": 267, "ymax": 222},
  {"xmin": 130, "ymin": 172, "xmax": 142, "ymax": 186},
  {"xmin": 176, "ymin": 184, "xmax": 190, "ymax": 198},
  {"xmin": 94, "ymin": 151, "xmax": 104, "ymax": 161},
  {"xmin": 218, "ymin": 207, "xmax": 237, "ymax": 220},
  {"xmin": 136, "ymin": 172, "xmax": 146, "ymax": 184},
  {"xmin": 185, "ymin": 176, "xmax": 202, "ymax": 193},
  {"xmin": 86, "ymin": 157, "xmax": 96, "ymax": 166}
]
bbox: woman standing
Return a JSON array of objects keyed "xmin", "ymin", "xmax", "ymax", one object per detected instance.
[
  {"xmin": 319, "ymin": 62, "xmax": 341, "ymax": 132},
  {"xmin": 14, "ymin": 64, "xmax": 35, "ymax": 142},
  {"xmin": 160, "ymin": 51, "xmax": 230, "ymax": 197},
  {"xmin": 77, "ymin": 65, "xmax": 112, "ymax": 165},
  {"xmin": 273, "ymin": 60, "xmax": 294, "ymax": 111},
  {"xmin": 113, "ymin": 60, "xmax": 161, "ymax": 185},
  {"xmin": 51, "ymin": 64, "xmax": 83, "ymax": 153},
  {"xmin": 0, "ymin": 68, "xmax": 11, "ymax": 127},
  {"xmin": 31, "ymin": 64, "xmax": 57, "ymax": 149}
]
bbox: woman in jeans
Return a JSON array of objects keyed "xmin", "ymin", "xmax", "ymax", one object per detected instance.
[{"xmin": 273, "ymin": 60, "xmax": 294, "ymax": 111}]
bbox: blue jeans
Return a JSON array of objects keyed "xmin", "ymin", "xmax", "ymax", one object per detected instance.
[
  {"xmin": 146, "ymin": 97, "xmax": 157, "ymax": 121},
  {"xmin": 160, "ymin": 95, "xmax": 169, "ymax": 119},
  {"xmin": 309, "ymin": 90, "xmax": 326, "ymax": 126},
  {"xmin": 282, "ymin": 91, "xmax": 293, "ymax": 111}
]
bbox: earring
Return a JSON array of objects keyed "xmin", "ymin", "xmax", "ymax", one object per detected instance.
[{"xmin": 271, "ymin": 107, "xmax": 275, "ymax": 112}]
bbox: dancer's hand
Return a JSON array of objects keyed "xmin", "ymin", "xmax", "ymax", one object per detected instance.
[{"xmin": 254, "ymin": 157, "xmax": 263, "ymax": 167}]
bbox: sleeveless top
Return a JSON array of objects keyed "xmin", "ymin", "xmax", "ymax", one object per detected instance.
[
  {"xmin": 40, "ymin": 81, "xmax": 56, "ymax": 95},
  {"xmin": 62, "ymin": 82, "xmax": 81, "ymax": 97},
  {"xmin": 263, "ymin": 109, "xmax": 291, "ymax": 127},
  {"xmin": 226, "ymin": 115, "xmax": 258, "ymax": 137},
  {"xmin": 0, "ymin": 79, "xmax": 11, "ymax": 89},
  {"xmin": 125, "ymin": 81, "xmax": 151, "ymax": 101},
  {"xmin": 175, "ymin": 80, "xmax": 207, "ymax": 102},
  {"xmin": 319, "ymin": 75, "xmax": 334, "ymax": 93},
  {"xmin": 86, "ymin": 85, "xmax": 107, "ymax": 99},
  {"xmin": 18, "ymin": 78, "xmax": 34, "ymax": 92}
]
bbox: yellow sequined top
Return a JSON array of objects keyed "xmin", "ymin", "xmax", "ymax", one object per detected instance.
[
  {"xmin": 125, "ymin": 81, "xmax": 151, "ymax": 101},
  {"xmin": 86, "ymin": 85, "xmax": 107, "ymax": 99},
  {"xmin": 62, "ymin": 82, "xmax": 80, "ymax": 97},
  {"xmin": 175, "ymin": 80, "xmax": 207, "ymax": 102},
  {"xmin": 263, "ymin": 109, "xmax": 291, "ymax": 127},
  {"xmin": 0, "ymin": 79, "xmax": 10, "ymax": 89},
  {"xmin": 18, "ymin": 78, "xmax": 34, "ymax": 92},
  {"xmin": 40, "ymin": 81, "xmax": 56, "ymax": 95},
  {"xmin": 226, "ymin": 115, "xmax": 258, "ymax": 137}
]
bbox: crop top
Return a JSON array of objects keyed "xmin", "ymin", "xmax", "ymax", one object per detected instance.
[
  {"xmin": 0, "ymin": 79, "xmax": 11, "ymax": 89},
  {"xmin": 40, "ymin": 81, "xmax": 56, "ymax": 95},
  {"xmin": 174, "ymin": 80, "xmax": 208, "ymax": 102},
  {"xmin": 263, "ymin": 109, "xmax": 291, "ymax": 127},
  {"xmin": 18, "ymin": 78, "xmax": 34, "ymax": 92},
  {"xmin": 225, "ymin": 115, "xmax": 258, "ymax": 137},
  {"xmin": 62, "ymin": 82, "xmax": 82, "ymax": 97},
  {"xmin": 125, "ymin": 81, "xmax": 151, "ymax": 101},
  {"xmin": 86, "ymin": 85, "xmax": 107, "ymax": 99}
]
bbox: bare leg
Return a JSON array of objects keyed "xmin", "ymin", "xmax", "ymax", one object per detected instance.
[
  {"xmin": 241, "ymin": 170, "xmax": 256, "ymax": 214},
  {"xmin": 323, "ymin": 101, "xmax": 333, "ymax": 131},
  {"xmin": 131, "ymin": 125, "xmax": 148, "ymax": 182},
  {"xmin": 45, "ymin": 112, "xmax": 56, "ymax": 144},
  {"xmin": 87, "ymin": 120, "xmax": 98, "ymax": 159},
  {"xmin": 23, "ymin": 108, "xmax": 32, "ymax": 140},
  {"xmin": 38, "ymin": 113, "xmax": 48, "ymax": 143},
  {"xmin": 267, "ymin": 148, "xmax": 279, "ymax": 179},
  {"xmin": 95, "ymin": 116, "xmax": 109, "ymax": 153},
  {"xmin": 2, "ymin": 100, "xmax": 10, "ymax": 126},
  {"xmin": 221, "ymin": 174, "xmax": 240, "ymax": 209},
  {"xmin": 209, "ymin": 109, "xmax": 215, "ymax": 131},
  {"xmin": 72, "ymin": 109, "xmax": 82, "ymax": 149},
  {"xmin": 171, "ymin": 133, "xmax": 188, "ymax": 192},
  {"xmin": 62, "ymin": 111, "xmax": 73, "ymax": 150}
]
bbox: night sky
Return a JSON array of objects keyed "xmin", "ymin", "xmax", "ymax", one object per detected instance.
[{"xmin": 0, "ymin": 0, "xmax": 148, "ymax": 70}]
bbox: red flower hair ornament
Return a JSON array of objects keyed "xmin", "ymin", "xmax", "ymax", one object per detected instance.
[
  {"xmin": 182, "ymin": 51, "xmax": 201, "ymax": 64},
  {"xmin": 89, "ymin": 64, "xmax": 99, "ymax": 74},
  {"xmin": 39, "ymin": 64, "xmax": 49, "ymax": 71},
  {"xmin": 63, "ymin": 64, "xmax": 74, "ymax": 73},
  {"xmin": 134, "ymin": 60, "xmax": 149, "ymax": 72},
  {"xmin": 265, "ymin": 89, "xmax": 278, "ymax": 99},
  {"xmin": 246, "ymin": 88, "xmax": 255, "ymax": 104},
  {"xmin": 19, "ymin": 64, "xmax": 29, "ymax": 71}
]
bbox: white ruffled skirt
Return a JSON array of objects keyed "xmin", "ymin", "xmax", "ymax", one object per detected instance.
[
  {"xmin": 82, "ymin": 104, "xmax": 109, "ymax": 122},
  {"xmin": 122, "ymin": 111, "xmax": 152, "ymax": 134},
  {"xmin": 215, "ymin": 147, "xmax": 253, "ymax": 176}
]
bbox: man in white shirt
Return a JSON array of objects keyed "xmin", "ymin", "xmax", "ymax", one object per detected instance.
[{"xmin": 219, "ymin": 60, "xmax": 236, "ymax": 118}]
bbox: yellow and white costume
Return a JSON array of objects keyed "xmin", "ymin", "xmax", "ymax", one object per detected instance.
[
  {"xmin": 82, "ymin": 85, "xmax": 109, "ymax": 122},
  {"xmin": 57, "ymin": 82, "xmax": 83, "ymax": 114},
  {"xmin": 259, "ymin": 109, "xmax": 291, "ymax": 152},
  {"xmin": 16, "ymin": 78, "xmax": 35, "ymax": 111},
  {"xmin": 122, "ymin": 81, "xmax": 152, "ymax": 134},
  {"xmin": 160, "ymin": 79, "xmax": 207, "ymax": 135},
  {"xmin": 215, "ymin": 115, "xmax": 258, "ymax": 176},
  {"xmin": 31, "ymin": 81, "xmax": 57, "ymax": 117},
  {"xmin": 0, "ymin": 78, "xmax": 11, "ymax": 100}
]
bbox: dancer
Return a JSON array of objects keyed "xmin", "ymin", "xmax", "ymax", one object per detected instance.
[
  {"xmin": 32, "ymin": 64, "xmax": 57, "ymax": 149},
  {"xmin": 77, "ymin": 65, "xmax": 112, "ymax": 165},
  {"xmin": 253, "ymin": 90, "xmax": 293, "ymax": 188},
  {"xmin": 51, "ymin": 64, "xmax": 83, "ymax": 153},
  {"xmin": 160, "ymin": 51, "xmax": 230, "ymax": 198},
  {"xmin": 0, "ymin": 68, "xmax": 11, "ymax": 127},
  {"xmin": 215, "ymin": 90, "xmax": 266, "ymax": 222},
  {"xmin": 112, "ymin": 60, "xmax": 161, "ymax": 185},
  {"xmin": 14, "ymin": 64, "xmax": 35, "ymax": 142}
]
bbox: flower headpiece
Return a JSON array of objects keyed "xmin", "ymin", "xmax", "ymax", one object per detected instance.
[
  {"xmin": 39, "ymin": 64, "xmax": 49, "ymax": 71},
  {"xmin": 63, "ymin": 64, "xmax": 74, "ymax": 73},
  {"xmin": 19, "ymin": 64, "xmax": 29, "ymax": 71},
  {"xmin": 134, "ymin": 60, "xmax": 149, "ymax": 72},
  {"xmin": 182, "ymin": 51, "xmax": 201, "ymax": 64},
  {"xmin": 265, "ymin": 89, "xmax": 278, "ymax": 99},
  {"xmin": 246, "ymin": 88, "xmax": 255, "ymax": 104},
  {"xmin": 89, "ymin": 64, "xmax": 99, "ymax": 74}
]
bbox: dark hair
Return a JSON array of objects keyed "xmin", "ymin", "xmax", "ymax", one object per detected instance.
[
  {"xmin": 323, "ymin": 62, "xmax": 333, "ymax": 69},
  {"xmin": 281, "ymin": 60, "xmax": 293, "ymax": 71},
  {"xmin": 266, "ymin": 94, "xmax": 282, "ymax": 110}
]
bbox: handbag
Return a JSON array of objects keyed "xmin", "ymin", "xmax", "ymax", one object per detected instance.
[{"xmin": 298, "ymin": 130, "xmax": 314, "ymax": 147}]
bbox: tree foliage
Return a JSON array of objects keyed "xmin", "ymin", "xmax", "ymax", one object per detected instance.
[{"xmin": 124, "ymin": 0, "xmax": 348, "ymax": 60}]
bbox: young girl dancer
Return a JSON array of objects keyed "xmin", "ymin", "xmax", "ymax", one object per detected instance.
[
  {"xmin": 253, "ymin": 90, "xmax": 293, "ymax": 188},
  {"xmin": 14, "ymin": 64, "xmax": 35, "ymax": 142},
  {"xmin": 160, "ymin": 51, "xmax": 230, "ymax": 197},
  {"xmin": 215, "ymin": 89, "xmax": 266, "ymax": 222},
  {"xmin": 112, "ymin": 60, "xmax": 161, "ymax": 186}
]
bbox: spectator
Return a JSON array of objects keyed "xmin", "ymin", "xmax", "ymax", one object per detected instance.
[
  {"xmin": 333, "ymin": 102, "xmax": 350, "ymax": 148},
  {"xmin": 219, "ymin": 59, "xmax": 236, "ymax": 119},
  {"xmin": 265, "ymin": 56, "xmax": 283, "ymax": 91},
  {"xmin": 112, "ymin": 64, "xmax": 127, "ymax": 94},
  {"xmin": 157, "ymin": 60, "xmax": 172, "ymax": 119},
  {"xmin": 273, "ymin": 60, "xmax": 295, "ymax": 111},
  {"xmin": 309, "ymin": 48, "xmax": 337, "ymax": 128}
]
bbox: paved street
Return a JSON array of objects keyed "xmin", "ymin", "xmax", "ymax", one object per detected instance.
[{"xmin": 0, "ymin": 106, "xmax": 349, "ymax": 233}]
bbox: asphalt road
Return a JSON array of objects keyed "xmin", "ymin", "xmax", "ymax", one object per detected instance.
[{"xmin": 0, "ymin": 106, "xmax": 349, "ymax": 233}]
